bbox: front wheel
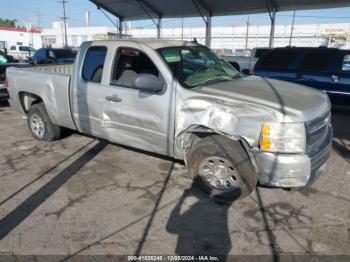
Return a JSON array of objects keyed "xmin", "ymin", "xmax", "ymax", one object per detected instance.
[
  {"xmin": 27, "ymin": 102, "xmax": 61, "ymax": 141},
  {"xmin": 187, "ymin": 135, "xmax": 257, "ymax": 199}
]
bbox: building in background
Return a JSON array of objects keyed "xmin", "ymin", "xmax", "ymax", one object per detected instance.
[
  {"xmin": 2, "ymin": 19, "xmax": 349, "ymax": 51},
  {"xmin": 41, "ymin": 21, "xmax": 119, "ymax": 48},
  {"xmin": 130, "ymin": 23, "xmax": 350, "ymax": 50},
  {"xmin": 0, "ymin": 27, "xmax": 42, "ymax": 51}
]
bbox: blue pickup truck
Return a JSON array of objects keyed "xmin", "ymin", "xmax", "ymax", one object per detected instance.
[{"xmin": 254, "ymin": 47, "xmax": 350, "ymax": 107}]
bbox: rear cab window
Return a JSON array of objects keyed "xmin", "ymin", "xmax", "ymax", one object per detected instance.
[
  {"xmin": 254, "ymin": 48, "xmax": 270, "ymax": 59},
  {"xmin": 82, "ymin": 46, "xmax": 107, "ymax": 83},
  {"xmin": 53, "ymin": 49, "xmax": 76, "ymax": 59},
  {"xmin": 257, "ymin": 50, "xmax": 296, "ymax": 70},
  {"xmin": 298, "ymin": 52, "xmax": 332, "ymax": 72}
]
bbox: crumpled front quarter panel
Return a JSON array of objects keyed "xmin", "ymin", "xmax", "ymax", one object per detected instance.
[{"xmin": 174, "ymin": 87, "xmax": 286, "ymax": 159}]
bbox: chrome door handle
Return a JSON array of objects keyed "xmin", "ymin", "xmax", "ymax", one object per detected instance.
[
  {"xmin": 105, "ymin": 95, "xmax": 122, "ymax": 102},
  {"xmin": 331, "ymin": 75, "xmax": 339, "ymax": 82}
]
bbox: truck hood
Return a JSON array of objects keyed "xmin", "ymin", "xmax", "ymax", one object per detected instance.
[{"xmin": 193, "ymin": 76, "xmax": 330, "ymax": 122}]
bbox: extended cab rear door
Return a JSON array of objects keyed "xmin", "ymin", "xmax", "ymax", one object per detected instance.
[{"xmin": 295, "ymin": 50, "xmax": 334, "ymax": 93}]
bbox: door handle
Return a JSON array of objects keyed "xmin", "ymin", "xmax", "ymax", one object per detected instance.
[
  {"xmin": 331, "ymin": 75, "xmax": 339, "ymax": 82},
  {"xmin": 105, "ymin": 95, "xmax": 122, "ymax": 102}
]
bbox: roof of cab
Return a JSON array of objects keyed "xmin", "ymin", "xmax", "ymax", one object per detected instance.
[{"xmin": 91, "ymin": 39, "xmax": 198, "ymax": 50}]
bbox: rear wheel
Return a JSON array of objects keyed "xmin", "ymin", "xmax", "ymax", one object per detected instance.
[
  {"xmin": 27, "ymin": 102, "xmax": 61, "ymax": 141},
  {"xmin": 187, "ymin": 135, "xmax": 257, "ymax": 199}
]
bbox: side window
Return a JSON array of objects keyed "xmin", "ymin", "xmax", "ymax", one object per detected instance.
[
  {"xmin": 111, "ymin": 47, "xmax": 160, "ymax": 87},
  {"xmin": 254, "ymin": 48, "xmax": 270, "ymax": 59},
  {"xmin": 342, "ymin": 54, "xmax": 350, "ymax": 72},
  {"xmin": 299, "ymin": 52, "xmax": 331, "ymax": 72},
  {"xmin": 82, "ymin": 46, "xmax": 107, "ymax": 83},
  {"xmin": 10, "ymin": 46, "xmax": 16, "ymax": 51},
  {"xmin": 258, "ymin": 50, "xmax": 295, "ymax": 70}
]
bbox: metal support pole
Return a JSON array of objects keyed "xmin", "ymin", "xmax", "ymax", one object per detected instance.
[
  {"xmin": 205, "ymin": 14, "xmax": 212, "ymax": 47},
  {"xmin": 118, "ymin": 18, "xmax": 123, "ymax": 39},
  {"xmin": 269, "ymin": 8, "xmax": 276, "ymax": 48},
  {"xmin": 157, "ymin": 17, "xmax": 162, "ymax": 38},
  {"xmin": 289, "ymin": 11, "xmax": 296, "ymax": 46},
  {"xmin": 245, "ymin": 15, "xmax": 250, "ymax": 49},
  {"xmin": 60, "ymin": 0, "xmax": 68, "ymax": 47},
  {"xmin": 181, "ymin": 17, "xmax": 184, "ymax": 40}
]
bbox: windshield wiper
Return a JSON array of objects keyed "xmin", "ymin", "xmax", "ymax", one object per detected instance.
[{"xmin": 192, "ymin": 76, "xmax": 233, "ymax": 87}]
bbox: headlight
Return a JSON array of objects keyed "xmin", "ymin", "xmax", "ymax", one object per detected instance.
[{"xmin": 260, "ymin": 122, "xmax": 306, "ymax": 153}]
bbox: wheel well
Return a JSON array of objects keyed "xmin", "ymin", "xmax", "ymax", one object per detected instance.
[
  {"xmin": 229, "ymin": 61, "xmax": 241, "ymax": 72},
  {"xmin": 183, "ymin": 128, "xmax": 223, "ymax": 160},
  {"xmin": 18, "ymin": 92, "xmax": 43, "ymax": 113},
  {"xmin": 183, "ymin": 129, "xmax": 257, "ymax": 171}
]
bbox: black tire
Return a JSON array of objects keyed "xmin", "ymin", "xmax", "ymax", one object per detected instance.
[
  {"xmin": 187, "ymin": 135, "xmax": 257, "ymax": 199},
  {"xmin": 27, "ymin": 102, "xmax": 61, "ymax": 141}
]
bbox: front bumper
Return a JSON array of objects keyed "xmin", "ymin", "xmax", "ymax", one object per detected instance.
[{"xmin": 253, "ymin": 126, "xmax": 333, "ymax": 188}]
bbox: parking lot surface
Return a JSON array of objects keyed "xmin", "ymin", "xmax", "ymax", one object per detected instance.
[{"xmin": 0, "ymin": 101, "xmax": 349, "ymax": 259}]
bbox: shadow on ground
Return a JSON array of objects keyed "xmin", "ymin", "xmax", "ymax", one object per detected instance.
[
  {"xmin": 165, "ymin": 177, "xmax": 238, "ymax": 260},
  {"xmin": 0, "ymin": 141, "xmax": 107, "ymax": 241}
]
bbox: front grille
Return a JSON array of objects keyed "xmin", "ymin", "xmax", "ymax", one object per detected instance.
[{"xmin": 305, "ymin": 111, "xmax": 331, "ymax": 154}]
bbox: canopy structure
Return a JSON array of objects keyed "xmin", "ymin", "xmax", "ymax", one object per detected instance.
[{"xmin": 90, "ymin": 0, "xmax": 350, "ymax": 47}]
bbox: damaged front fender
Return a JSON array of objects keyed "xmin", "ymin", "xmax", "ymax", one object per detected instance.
[{"xmin": 174, "ymin": 97, "xmax": 289, "ymax": 160}]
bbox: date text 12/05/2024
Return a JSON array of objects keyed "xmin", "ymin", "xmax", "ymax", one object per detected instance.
[{"xmin": 127, "ymin": 256, "xmax": 220, "ymax": 261}]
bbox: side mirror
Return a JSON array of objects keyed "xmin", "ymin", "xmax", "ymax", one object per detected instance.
[{"xmin": 133, "ymin": 74, "xmax": 163, "ymax": 92}]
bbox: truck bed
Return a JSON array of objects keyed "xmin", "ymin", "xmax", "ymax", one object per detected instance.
[{"xmin": 7, "ymin": 64, "xmax": 76, "ymax": 130}]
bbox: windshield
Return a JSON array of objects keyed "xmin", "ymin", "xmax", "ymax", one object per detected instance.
[{"xmin": 158, "ymin": 46, "xmax": 240, "ymax": 88}]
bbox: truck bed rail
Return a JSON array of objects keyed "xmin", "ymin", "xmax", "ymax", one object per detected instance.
[{"xmin": 22, "ymin": 64, "xmax": 73, "ymax": 76}]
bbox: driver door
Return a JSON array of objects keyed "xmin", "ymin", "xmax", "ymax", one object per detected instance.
[{"xmin": 102, "ymin": 46, "xmax": 174, "ymax": 156}]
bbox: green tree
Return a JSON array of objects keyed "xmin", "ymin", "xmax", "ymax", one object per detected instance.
[{"xmin": 0, "ymin": 18, "xmax": 17, "ymax": 28}]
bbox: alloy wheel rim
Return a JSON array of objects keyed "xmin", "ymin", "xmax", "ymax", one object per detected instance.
[
  {"xmin": 198, "ymin": 156, "xmax": 241, "ymax": 192},
  {"xmin": 30, "ymin": 114, "xmax": 45, "ymax": 139}
]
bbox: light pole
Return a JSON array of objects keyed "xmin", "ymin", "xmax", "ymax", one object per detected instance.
[
  {"xmin": 60, "ymin": 0, "xmax": 68, "ymax": 47},
  {"xmin": 289, "ymin": 11, "xmax": 296, "ymax": 46},
  {"xmin": 245, "ymin": 15, "xmax": 250, "ymax": 49}
]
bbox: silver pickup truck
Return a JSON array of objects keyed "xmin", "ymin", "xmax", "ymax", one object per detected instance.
[{"xmin": 7, "ymin": 40, "xmax": 332, "ymax": 199}]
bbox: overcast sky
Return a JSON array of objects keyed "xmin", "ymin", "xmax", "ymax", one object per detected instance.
[{"xmin": 1, "ymin": 0, "xmax": 350, "ymax": 29}]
